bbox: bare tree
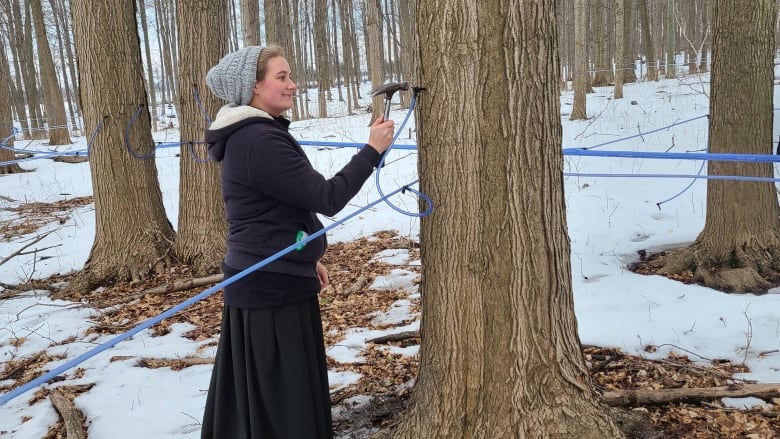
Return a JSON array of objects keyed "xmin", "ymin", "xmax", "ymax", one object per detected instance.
[
  {"xmin": 137, "ymin": 0, "xmax": 159, "ymax": 129},
  {"xmin": 365, "ymin": 0, "xmax": 385, "ymax": 123},
  {"xmin": 665, "ymin": 0, "xmax": 677, "ymax": 79},
  {"xmin": 571, "ymin": 0, "xmax": 588, "ymax": 120},
  {"xmin": 0, "ymin": 34, "xmax": 24, "ymax": 175},
  {"xmin": 591, "ymin": 0, "xmax": 610, "ymax": 87},
  {"xmin": 638, "ymin": 0, "xmax": 657, "ymax": 81},
  {"xmin": 30, "ymin": 0, "xmax": 71, "ymax": 145},
  {"xmin": 241, "ymin": 0, "xmax": 261, "ymax": 45},
  {"xmin": 651, "ymin": 0, "xmax": 780, "ymax": 293},
  {"xmin": 375, "ymin": 0, "xmax": 624, "ymax": 436},
  {"xmin": 621, "ymin": 0, "xmax": 637, "ymax": 83},
  {"xmin": 173, "ymin": 0, "xmax": 228, "ymax": 276},
  {"xmin": 314, "ymin": 0, "xmax": 330, "ymax": 117},
  {"xmin": 614, "ymin": 0, "xmax": 625, "ymax": 98},
  {"xmin": 70, "ymin": 0, "xmax": 175, "ymax": 291}
]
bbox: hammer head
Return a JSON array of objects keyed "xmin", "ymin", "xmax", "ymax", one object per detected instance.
[{"xmin": 369, "ymin": 81, "xmax": 409, "ymax": 98}]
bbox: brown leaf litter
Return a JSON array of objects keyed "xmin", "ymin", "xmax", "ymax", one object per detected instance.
[{"xmin": 1, "ymin": 231, "xmax": 778, "ymax": 437}]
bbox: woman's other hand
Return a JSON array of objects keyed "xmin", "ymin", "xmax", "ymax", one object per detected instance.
[{"xmin": 316, "ymin": 261, "xmax": 329, "ymax": 288}]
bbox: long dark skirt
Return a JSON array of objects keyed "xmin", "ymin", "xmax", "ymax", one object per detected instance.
[{"xmin": 201, "ymin": 297, "xmax": 332, "ymax": 439}]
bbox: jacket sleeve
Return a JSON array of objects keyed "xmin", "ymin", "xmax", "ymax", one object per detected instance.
[{"xmin": 246, "ymin": 131, "xmax": 382, "ymax": 216}]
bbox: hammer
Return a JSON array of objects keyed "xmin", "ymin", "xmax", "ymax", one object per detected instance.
[{"xmin": 369, "ymin": 81, "xmax": 409, "ymax": 120}]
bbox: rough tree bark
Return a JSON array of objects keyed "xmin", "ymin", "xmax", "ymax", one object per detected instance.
[
  {"xmin": 30, "ymin": 0, "xmax": 71, "ymax": 145},
  {"xmin": 374, "ymin": 0, "xmax": 624, "ymax": 437},
  {"xmin": 173, "ymin": 0, "xmax": 228, "ymax": 276},
  {"xmin": 70, "ymin": 0, "xmax": 175, "ymax": 292},
  {"xmin": 571, "ymin": 0, "xmax": 588, "ymax": 120},
  {"xmin": 650, "ymin": 0, "xmax": 780, "ymax": 293}
]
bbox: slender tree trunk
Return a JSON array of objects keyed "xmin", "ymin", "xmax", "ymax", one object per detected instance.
[
  {"xmin": 0, "ymin": 37, "xmax": 24, "ymax": 175},
  {"xmin": 30, "ymin": 0, "xmax": 71, "ymax": 145},
  {"xmin": 591, "ymin": 0, "xmax": 610, "ymax": 87},
  {"xmin": 614, "ymin": 0, "xmax": 625, "ymax": 98},
  {"xmin": 241, "ymin": 0, "xmax": 261, "ymax": 45},
  {"xmin": 18, "ymin": 2, "xmax": 46, "ymax": 140},
  {"xmin": 571, "ymin": 0, "xmax": 588, "ymax": 120},
  {"xmin": 377, "ymin": 0, "xmax": 624, "ymax": 436},
  {"xmin": 314, "ymin": 0, "xmax": 330, "ymax": 117},
  {"xmin": 366, "ymin": 0, "xmax": 384, "ymax": 123},
  {"xmin": 50, "ymin": 0, "xmax": 79, "ymax": 131},
  {"xmin": 665, "ymin": 0, "xmax": 677, "ymax": 78},
  {"xmin": 639, "ymin": 0, "xmax": 658, "ymax": 81},
  {"xmin": 622, "ymin": 0, "xmax": 637, "ymax": 83},
  {"xmin": 137, "ymin": 0, "xmax": 159, "ymax": 129},
  {"xmin": 70, "ymin": 0, "xmax": 175, "ymax": 291}
]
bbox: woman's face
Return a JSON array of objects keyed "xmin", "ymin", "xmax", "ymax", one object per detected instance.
[{"xmin": 253, "ymin": 56, "xmax": 297, "ymax": 117}]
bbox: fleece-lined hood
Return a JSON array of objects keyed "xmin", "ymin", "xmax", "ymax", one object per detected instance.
[{"xmin": 206, "ymin": 104, "xmax": 276, "ymax": 161}]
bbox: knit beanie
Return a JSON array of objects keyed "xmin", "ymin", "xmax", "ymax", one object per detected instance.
[{"xmin": 206, "ymin": 46, "xmax": 263, "ymax": 105}]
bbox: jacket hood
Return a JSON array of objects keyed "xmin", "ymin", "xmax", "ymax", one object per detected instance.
[{"xmin": 206, "ymin": 104, "xmax": 274, "ymax": 161}]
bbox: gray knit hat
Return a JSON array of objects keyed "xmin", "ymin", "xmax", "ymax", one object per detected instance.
[{"xmin": 206, "ymin": 46, "xmax": 263, "ymax": 105}]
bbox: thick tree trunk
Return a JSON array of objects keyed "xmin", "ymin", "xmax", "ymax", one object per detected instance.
[
  {"xmin": 70, "ymin": 0, "xmax": 175, "ymax": 291},
  {"xmin": 173, "ymin": 0, "xmax": 228, "ymax": 276},
  {"xmin": 655, "ymin": 0, "xmax": 780, "ymax": 293},
  {"xmin": 377, "ymin": 0, "xmax": 623, "ymax": 437}
]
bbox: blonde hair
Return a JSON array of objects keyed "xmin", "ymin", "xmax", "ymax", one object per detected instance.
[{"xmin": 256, "ymin": 45, "xmax": 285, "ymax": 81}]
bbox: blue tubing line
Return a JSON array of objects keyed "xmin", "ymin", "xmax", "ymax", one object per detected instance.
[
  {"xmin": 655, "ymin": 160, "xmax": 707, "ymax": 207},
  {"xmin": 563, "ymin": 149, "xmax": 780, "ymax": 162},
  {"xmin": 0, "ymin": 180, "xmax": 420, "ymax": 406},
  {"xmin": 374, "ymin": 93, "xmax": 434, "ymax": 217},
  {"xmin": 299, "ymin": 140, "xmax": 417, "ymax": 150},
  {"xmin": 564, "ymin": 172, "xmax": 780, "ymax": 183},
  {"xmin": 576, "ymin": 114, "xmax": 710, "ymax": 150}
]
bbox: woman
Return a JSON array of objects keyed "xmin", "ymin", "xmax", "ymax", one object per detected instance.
[{"xmin": 201, "ymin": 45, "xmax": 395, "ymax": 438}]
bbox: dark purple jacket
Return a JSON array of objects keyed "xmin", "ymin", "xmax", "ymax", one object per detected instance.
[{"xmin": 206, "ymin": 104, "xmax": 381, "ymax": 284}]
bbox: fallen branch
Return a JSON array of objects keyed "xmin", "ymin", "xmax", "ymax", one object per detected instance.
[
  {"xmin": 137, "ymin": 356, "xmax": 214, "ymax": 370},
  {"xmin": 367, "ymin": 330, "xmax": 419, "ymax": 344},
  {"xmin": 601, "ymin": 383, "xmax": 780, "ymax": 407},
  {"xmin": 111, "ymin": 273, "xmax": 224, "ymax": 306},
  {"xmin": 0, "ymin": 230, "xmax": 57, "ymax": 266},
  {"xmin": 50, "ymin": 386, "xmax": 91, "ymax": 439}
]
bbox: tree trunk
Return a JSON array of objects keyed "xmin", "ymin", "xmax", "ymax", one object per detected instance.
[
  {"xmin": 314, "ymin": 0, "xmax": 330, "ymax": 117},
  {"xmin": 639, "ymin": 0, "xmax": 657, "ymax": 81},
  {"xmin": 591, "ymin": 0, "xmax": 610, "ymax": 87},
  {"xmin": 655, "ymin": 0, "xmax": 780, "ymax": 293},
  {"xmin": 366, "ymin": 0, "xmax": 385, "ymax": 123},
  {"xmin": 137, "ymin": 0, "xmax": 159, "ymax": 129},
  {"xmin": 665, "ymin": 0, "xmax": 677, "ymax": 78},
  {"xmin": 174, "ymin": 0, "xmax": 228, "ymax": 276},
  {"xmin": 0, "ymin": 38, "xmax": 24, "ymax": 175},
  {"xmin": 376, "ymin": 0, "xmax": 624, "ymax": 437},
  {"xmin": 17, "ymin": 1, "xmax": 46, "ymax": 140},
  {"xmin": 571, "ymin": 0, "xmax": 588, "ymax": 120},
  {"xmin": 70, "ymin": 0, "xmax": 175, "ymax": 291},
  {"xmin": 614, "ymin": 0, "xmax": 625, "ymax": 98},
  {"xmin": 622, "ymin": 0, "xmax": 637, "ymax": 83},
  {"xmin": 240, "ymin": 0, "xmax": 261, "ymax": 45},
  {"xmin": 50, "ymin": 0, "xmax": 79, "ymax": 132},
  {"xmin": 30, "ymin": 0, "xmax": 71, "ymax": 145}
]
